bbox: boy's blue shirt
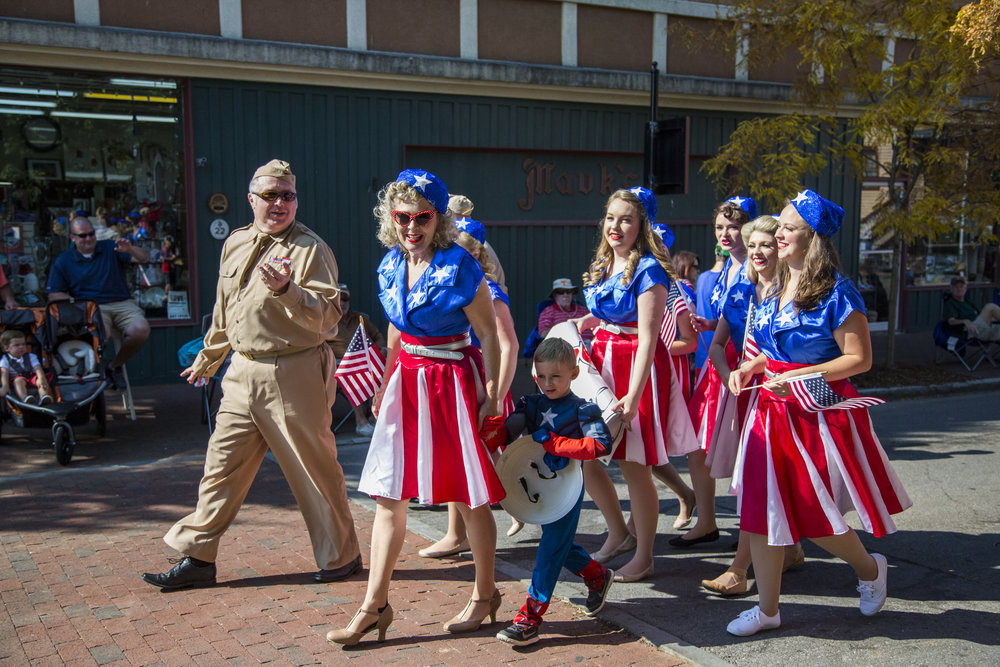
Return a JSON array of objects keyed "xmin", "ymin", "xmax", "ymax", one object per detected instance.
[{"xmin": 503, "ymin": 391, "xmax": 613, "ymax": 470}]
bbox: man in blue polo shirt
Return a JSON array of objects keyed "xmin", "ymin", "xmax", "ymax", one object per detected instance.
[{"xmin": 47, "ymin": 216, "xmax": 150, "ymax": 386}]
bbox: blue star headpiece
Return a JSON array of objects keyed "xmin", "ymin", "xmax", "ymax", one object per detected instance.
[
  {"xmin": 652, "ymin": 223, "xmax": 674, "ymax": 250},
  {"xmin": 396, "ymin": 169, "xmax": 450, "ymax": 214},
  {"xmin": 455, "ymin": 217, "xmax": 486, "ymax": 244},
  {"xmin": 789, "ymin": 189, "xmax": 844, "ymax": 237},
  {"xmin": 627, "ymin": 186, "xmax": 657, "ymax": 224},
  {"xmin": 726, "ymin": 195, "xmax": 757, "ymax": 220}
]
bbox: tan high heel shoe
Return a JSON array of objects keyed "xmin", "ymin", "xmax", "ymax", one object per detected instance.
[
  {"xmin": 443, "ymin": 589, "xmax": 501, "ymax": 633},
  {"xmin": 701, "ymin": 568, "xmax": 749, "ymax": 596},
  {"xmin": 782, "ymin": 543, "xmax": 805, "ymax": 573},
  {"xmin": 326, "ymin": 602, "xmax": 393, "ymax": 646}
]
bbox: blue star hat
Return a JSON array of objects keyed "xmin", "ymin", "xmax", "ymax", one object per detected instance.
[
  {"xmin": 726, "ymin": 195, "xmax": 757, "ymax": 220},
  {"xmin": 789, "ymin": 189, "xmax": 844, "ymax": 237},
  {"xmin": 627, "ymin": 186, "xmax": 657, "ymax": 223},
  {"xmin": 455, "ymin": 217, "xmax": 486, "ymax": 244},
  {"xmin": 652, "ymin": 223, "xmax": 675, "ymax": 250},
  {"xmin": 396, "ymin": 168, "xmax": 450, "ymax": 214}
]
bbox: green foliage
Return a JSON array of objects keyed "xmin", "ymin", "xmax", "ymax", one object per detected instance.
[{"xmin": 701, "ymin": 0, "xmax": 1000, "ymax": 246}]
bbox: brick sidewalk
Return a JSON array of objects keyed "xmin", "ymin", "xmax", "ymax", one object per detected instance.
[{"xmin": 0, "ymin": 457, "xmax": 687, "ymax": 666}]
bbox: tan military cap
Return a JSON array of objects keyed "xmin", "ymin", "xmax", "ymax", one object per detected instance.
[{"xmin": 252, "ymin": 159, "xmax": 295, "ymax": 186}]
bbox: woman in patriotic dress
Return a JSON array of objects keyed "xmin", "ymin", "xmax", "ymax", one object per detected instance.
[
  {"xmin": 646, "ymin": 222, "xmax": 698, "ymax": 530},
  {"xmin": 724, "ymin": 190, "xmax": 911, "ymax": 637},
  {"xmin": 678, "ymin": 196, "xmax": 756, "ymax": 548},
  {"xmin": 419, "ymin": 215, "xmax": 521, "ymax": 558},
  {"xmin": 699, "ymin": 215, "xmax": 805, "ymax": 595},
  {"xmin": 575, "ymin": 187, "xmax": 699, "ymax": 583},
  {"xmin": 330, "ymin": 170, "xmax": 504, "ymax": 645}
]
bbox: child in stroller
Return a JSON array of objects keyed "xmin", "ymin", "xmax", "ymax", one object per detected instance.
[
  {"xmin": 0, "ymin": 302, "xmax": 110, "ymax": 465},
  {"xmin": 1, "ymin": 329, "xmax": 54, "ymax": 405}
]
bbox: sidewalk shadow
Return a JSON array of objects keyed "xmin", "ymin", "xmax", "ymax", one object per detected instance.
[{"xmin": 337, "ymin": 618, "xmax": 639, "ymax": 653}]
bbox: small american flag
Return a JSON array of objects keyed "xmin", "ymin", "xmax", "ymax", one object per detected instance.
[
  {"xmin": 787, "ymin": 372, "xmax": 885, "ymax": 413},
  {"xmin": 333, "ymin": 321, "xmax": 386, "ymax": 407},
  {"xmin": 743, "ymin": 296, "xmax": 761, "ymax": 362},
  {"xmin": 660, "ymin": 280, "xmax": 693, "ymax": 346}
]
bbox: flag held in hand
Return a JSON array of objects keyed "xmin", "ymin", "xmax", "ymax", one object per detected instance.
[
  {"xmin": 333, "ymin": 321, "xmax": 386, "ymax": 407},
  {"xmin": 786, "ymin": 372, "xmax": 885, "ymax": 413}
]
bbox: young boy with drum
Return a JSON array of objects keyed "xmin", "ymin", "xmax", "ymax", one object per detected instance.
[{"xmin": 481, "ymin": 337, "xmax": 615, "ymax": 646}]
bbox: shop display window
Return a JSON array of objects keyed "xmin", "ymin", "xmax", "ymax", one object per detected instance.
[
  {"xmin": 905, "ymin": 233, "xmax": 997, "ymax": 287},
  {"xmin": 0, "ymin": 67, "xmax": 191, "ymax": 321}
]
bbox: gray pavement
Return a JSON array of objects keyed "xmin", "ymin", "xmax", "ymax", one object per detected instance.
[
  {"xmin": 2, "ymin": 382, "xmax": 999, "ymax": 665},
  {"xmin": 336, "ymin": 389, "xmax": 1000, "ymax": 666}
]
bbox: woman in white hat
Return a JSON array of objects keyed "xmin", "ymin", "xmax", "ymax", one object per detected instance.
[{"xmin": 538, "ymin": 278, "xmax": 590, "ymax": 338}]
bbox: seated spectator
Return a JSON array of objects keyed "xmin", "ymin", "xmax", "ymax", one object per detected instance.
[
  {"xmin": 945, "ymin": 275, "xmax": 1000, "ymax": 341},
  {"xmin": 329, "ymin": 283, "xmax": 387, "ymax": 436},
  {"xmin": 46, "ymin": 216, "xmax": 150, "ymax": 388},
  {"xmin": 538, "ymin": 278, "xmax": 589, "ymax": 338}
]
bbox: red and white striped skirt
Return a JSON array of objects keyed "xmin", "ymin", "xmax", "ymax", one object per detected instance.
[
  {"xmin": 688, "ymin": 340, "xmax": 740, "ymax": 454},
  {"xmin": 669, "ymin": 353, "xmax": 692, "ymax": 403},
  {"xmin": 737, "ymin": 359, "xmax": 911, "ymax": 545},
  {"xmin": 590, "ymin": 325, "xmax": 699, "ymax": 465},
  {"xmin": 358, "ymin": 333, "xmax": 506, "ymax": 508}
]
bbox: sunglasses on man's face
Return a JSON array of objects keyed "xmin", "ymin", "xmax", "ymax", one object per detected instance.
[
  {"xmin": 73, "ymin": 231, "xmax": 96, "ymax": 239},
  {"xmin": 252, "ymin": 191, "xmax": 297, "ymax": 202},
  {"xmin": 391, "ymin": 210, "xmax": 436, "ymax": 227}
]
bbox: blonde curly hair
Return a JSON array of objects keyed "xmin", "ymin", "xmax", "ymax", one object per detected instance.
[
  {"xmin": 740, "ymin": 215, "xmax": 780, "ymax": 285},
  {"xmin": 583, "ymin": 189, "xmax": 675, "ymax": 288},
  {"xmin": 374, "ymin": 181, "xmax": 455, "ymax": 255},
  {"xmin": 456, "ymin": 232, "xmax": 499, "ymax": 284}
]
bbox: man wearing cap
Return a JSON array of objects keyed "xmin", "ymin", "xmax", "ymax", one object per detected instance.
[
  {"xmin": 142, "ymin": 159, "xmax": 361, "ymax": 591},
  {"xmin": 329, "ymin": 282, "xmax": 386, "ymax": 436},
  {"xmin": 538, "ymin": 278, "xmax": 590, "ymax": 338},
  {"xmin": 47, "ymin": 215, "xmax": 151, "ymax": 387},
  {"xmin": 945, "ymin": 275, "xmax": 1000, "ymax": 341}
]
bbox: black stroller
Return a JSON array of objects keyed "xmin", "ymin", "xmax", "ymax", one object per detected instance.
[{"xmin": 0, "ymin": 301, "xmax": 109, "ymax": 465}]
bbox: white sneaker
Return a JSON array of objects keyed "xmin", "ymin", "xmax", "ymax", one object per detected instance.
[
  {"xmin": 858, "ymin": 553, "xmax": 888, "ymax": 616},
  {"xmin": 355, "ymin": 422, "xmax": 375, "ymax": 436},
  {"xmin": 726, "ymin": 606, "xmax": 781, "ymax": 636}
]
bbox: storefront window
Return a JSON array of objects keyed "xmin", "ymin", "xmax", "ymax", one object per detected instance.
[
  {"xmin": 0, "ymin": 67, "xmax": 191, "ymax": 321},
  {"xmin": 905, "ymin": 232, "xmax": 997, "ymax": 287}
]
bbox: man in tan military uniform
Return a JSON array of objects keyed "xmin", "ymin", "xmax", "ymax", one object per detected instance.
[{"xmin": 142, "ymin": 159, "xmax": 361, "ymax": 590}]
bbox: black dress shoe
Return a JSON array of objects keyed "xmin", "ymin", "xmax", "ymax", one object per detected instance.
[
  {"xmin": 141, "ymin": 557, "xmax": 216, "ymax": 591},
  {"xmin": 668, "ymin": 529, "xmax": 720, "ymax": 549},
  {"xmin": 313, "ymin": 555, "xmax": 363, "ymax": 583}
]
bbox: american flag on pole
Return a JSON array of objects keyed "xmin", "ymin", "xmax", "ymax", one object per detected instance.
[
  {"xmin": 787, "ymin": 372, "xmax": 885, "ymax": 413},
  {"xmin": 742, "ymin": 296, "xmax": 761, "ymax": 363},
  {"xmin": 660, "ymin": 280, "xmax": 693, "ymax": 346},
  {"xmin": 333, "ymin": 321, "xmax": 386, "ymax": 407}
]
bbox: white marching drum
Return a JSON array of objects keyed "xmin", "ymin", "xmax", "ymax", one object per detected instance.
[
  {"xmin": 495, "ymin": 435, "xmax": 583, "ymax": 525},
  {"xmin": 541, "ymin": 322, "xmax": 624, "ymax": 464}
]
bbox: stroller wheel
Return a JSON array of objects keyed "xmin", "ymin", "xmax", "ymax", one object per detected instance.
[{"xmin": 54, "ymin": 424, "xmax": 74, "ymax": 466}]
